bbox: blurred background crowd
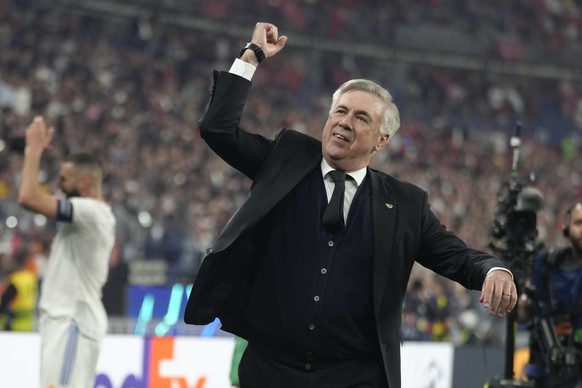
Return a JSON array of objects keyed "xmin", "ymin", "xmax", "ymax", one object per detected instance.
[{"xmin": 1, "ymin": 0, "xmax": 581, "ymax": 345}]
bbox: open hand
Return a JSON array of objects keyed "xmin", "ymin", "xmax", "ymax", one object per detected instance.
[{"xmin": 25, "ymin": 116, "xmax": 54, "ymax": 153}]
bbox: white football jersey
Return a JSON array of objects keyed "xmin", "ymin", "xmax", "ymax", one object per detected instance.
[{"xmin": 39, "ymin": 197, "xmax": 116, "ymax": 338}]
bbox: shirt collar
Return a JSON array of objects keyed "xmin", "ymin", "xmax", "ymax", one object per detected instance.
[{"xmin": 320, "ymin": 158, "xmax": 367, "ymax": 186}]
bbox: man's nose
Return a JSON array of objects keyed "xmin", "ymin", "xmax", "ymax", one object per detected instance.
[{"xmin": 338, "ymin": 117, "xmax": 352, "ymax": 129}]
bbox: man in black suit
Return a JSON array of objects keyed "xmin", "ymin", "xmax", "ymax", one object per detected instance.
[{"xmin": 185, "ymin": 22, "xmax": 517, "ymax": 388}]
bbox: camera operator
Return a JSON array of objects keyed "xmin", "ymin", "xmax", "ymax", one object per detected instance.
[{"xmin": 518, "ymin": 201, "xmax": 582, "ymax": 387}]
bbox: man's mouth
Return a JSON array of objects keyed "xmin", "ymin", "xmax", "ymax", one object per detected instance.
[{"xmin": 333, "ymin": 133, "xmax": 349, "ymax": 142}]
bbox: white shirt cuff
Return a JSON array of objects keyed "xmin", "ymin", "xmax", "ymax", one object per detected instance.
[
  {"xmin": 228, "ymin": 58, "xmax": 256, "ymax": 81},
  {"xmin": 486, "ymin": 267, "xmax": 514, "ymax": 280}
]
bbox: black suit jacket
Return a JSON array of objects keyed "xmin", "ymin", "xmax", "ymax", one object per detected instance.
[{"xmin": 184, "ymin": 71, "xmax": 506, "ymax": 388}]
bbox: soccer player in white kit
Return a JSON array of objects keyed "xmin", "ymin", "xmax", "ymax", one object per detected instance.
[{"xmin": 18, "ymin": 117, "xmax": 117, "ymax": 388}]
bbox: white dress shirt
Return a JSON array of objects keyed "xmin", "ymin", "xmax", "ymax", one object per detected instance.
[{"xmin": 321, "ymin": 158, "xmax": 366, "ymax": 224}]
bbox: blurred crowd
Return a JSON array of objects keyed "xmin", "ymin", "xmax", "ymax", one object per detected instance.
[
  {"xmin": 106, "ymin": 0, "xmax": 582, "ymax": 61},
  {"xmin": 1, "ymin": 0, "xmax": 582, "ymax": 344}
]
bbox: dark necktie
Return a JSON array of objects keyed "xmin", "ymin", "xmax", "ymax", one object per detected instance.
[{"xmin": 322, "ymin": 170, "xmax": 346, "ymax": 232}]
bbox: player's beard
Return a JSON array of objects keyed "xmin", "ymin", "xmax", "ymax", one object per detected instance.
[{"xmin": 64, "ymin": 188, "xmax": 81, "ymax": 198}]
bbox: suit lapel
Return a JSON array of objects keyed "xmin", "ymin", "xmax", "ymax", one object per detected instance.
[
  {"xmin": 212, "ymin": 142, "xmax": 321, "ymax": 252},
  {"xmin": 369, "ymin": 170, "xmax": 398, "ymax": 316}
]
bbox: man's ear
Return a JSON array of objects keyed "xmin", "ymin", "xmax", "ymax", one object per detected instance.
[
  {"xmin": 375, "ymin": 134, "xmax": 389, "ymax": 152},
  {"xmin": 79, "ymin": 175, "xmax": 91, "ymax": 192}
]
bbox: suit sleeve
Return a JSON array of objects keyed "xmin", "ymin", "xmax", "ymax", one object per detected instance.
[
  {"xmin": 415, "ymin": 193, "xmax": 507, "ymax": 290},
  {"xmin": 198, "ymin": 71, "xmax": 275, "ymax": 180}
]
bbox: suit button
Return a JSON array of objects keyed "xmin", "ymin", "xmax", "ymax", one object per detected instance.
[
  {"xmin": 308, "ymin": 324, "xmax": 315, "ymax": 330},
  {"xmin": 305, "ymin": 363, "xmax": 311, "ymax": 370},
  {"xmin": 206, "ymin": 248, "xmax": 213, "ymax": 254}
]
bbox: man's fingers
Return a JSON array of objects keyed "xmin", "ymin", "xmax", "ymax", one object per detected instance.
[
  {"xmin": 267, "ymin": 26, "xmax": 278, "ymax": 43},
  {"xmin": 275, "ymin": 35, "xmax": 288, "ymax": 50},
  {"xmin": 480, "ymin": 274, "xmax": 517, "ymax": 317},
  {"xmin": 251, "ymin": 22, "xmax": 287, "ymax": 58}
]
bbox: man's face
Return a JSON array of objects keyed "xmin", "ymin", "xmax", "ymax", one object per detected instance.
[
  {"xmin": 321, "ymin": 90, "xmax": 389, "ymax": 172},
  {"xmin": 57, "ymin": 162, "xmax": 81, "ymax": 198},
  {"xmin": 567, "ymin": 204, "xmax": 582, "ymax": 252}
]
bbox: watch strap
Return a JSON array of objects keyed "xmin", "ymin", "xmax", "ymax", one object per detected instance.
[{"xmin": 239, "ymin": 42, "xmax": 265, "ymax": 64}]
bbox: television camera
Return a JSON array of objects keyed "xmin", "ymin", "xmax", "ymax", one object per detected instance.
[
  {"xmin": 486, "ymin": 123, "xmax": 539, "ymax": 388},
  {"xmin": 486, "ymin": 124, "xmax": 582, "ymax": 387},
  {"xmin": 488, "ymin": 124, "xmax": 543, "ymax": 278}
]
